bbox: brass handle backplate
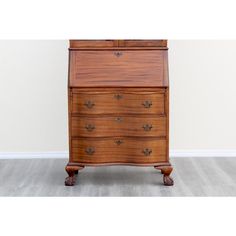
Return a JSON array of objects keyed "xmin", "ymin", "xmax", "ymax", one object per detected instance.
[
  {"xmin": 85, "ymin": 124, "xmax": 95, "ymax": 132},
  {"xmin": 84, "ymin": 101, "xmax": 95, "ymax": 109},
  {"xmin": 115, "ymin": 117, "xmax": 123, "ymax": 123},
  {"xmin": 143, "ymin": 148, "xmax": 152, "ymax": 156},
  {"xmin": 85, "ymin": 147, "xmax": 95, "ymax": 155},
  {"xmin": 114, "ymin": 51, "xmax": 122, "ymax": 57},
  {"xmin": 143, "ymin": 124, "xmax": 153, "ymax": 131},
  {"xmin": 114, "ymin": 94, "xmax": 123, "ymax": 100},
  {"xmin": 115, "ymin": 140, "xmax": 123, "ymax": 145},
  {"xmin": 142, "ymin": 101, "xmax": 152, "ymax": 108}
]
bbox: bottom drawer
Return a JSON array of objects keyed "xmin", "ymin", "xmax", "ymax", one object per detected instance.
[{"xmin": 71, "ymin": 138, "xmax": 167, "ymax": 164}]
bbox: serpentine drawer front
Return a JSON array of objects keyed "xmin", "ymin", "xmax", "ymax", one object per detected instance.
[
  {"xmin": 65, "ymin": 40, "xmax": 174, "ymax": 186},
  {"xmin": 71, "ymin": 138, "xmax": 167, "ymax": 164},
  {"xmin": 71, "ymin": 116, "xmax": 166, "ymax": 138},
  {"xmin": 72, "ymin": 90, "xmax": 165, "ymax": 115}
]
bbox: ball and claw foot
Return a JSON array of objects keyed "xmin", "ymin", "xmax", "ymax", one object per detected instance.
[
  {"xmin": 154, "ymin": 165, "xmax": 174, "ymax": 186},
  {"xmin": 65, "ymin": 165, "xmax": 84, "ymax": 186},
  {"xmin": 163, "ymin": 175, "xmax": 174, "ymax": 186},
  {"xmin": 65, "ymin": 176, "xmax": 76, "ymax": 186}
]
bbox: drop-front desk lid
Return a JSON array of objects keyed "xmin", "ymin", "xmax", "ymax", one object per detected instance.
[{"xmin": 69, "ymin": 40, "xmax": 169, "ymax": 87}]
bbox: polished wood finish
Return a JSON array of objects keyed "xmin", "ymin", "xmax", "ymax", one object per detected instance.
[
  {"xmin": 66, "ymin": 40, "xmax": 173, "ymax": 186},
  {"xmin": 122, "ymin": 40, "xmax": 167, "ymax": 47},
  {"xmin": 72, "ymin": 138, "xmax": 167, "ymax": 164},
  {"xmin": 72, "ymin": 89, "xmax": 165, "ymax": 115},
  {"xmin": 70, "ymin": 50, "xmax": 165, "ymax": 87},
  {"xmin": 71, "ymin": 116, "xmax": 166, "ymax": 138},
  {"xmin": 70, "ymin": 40, "xmax": 167, "ymax": 48}
]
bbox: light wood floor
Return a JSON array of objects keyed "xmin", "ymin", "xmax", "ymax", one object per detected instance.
[{"xmin": 0, "ymin": 157, "xmax": 236, "ymax": 196}]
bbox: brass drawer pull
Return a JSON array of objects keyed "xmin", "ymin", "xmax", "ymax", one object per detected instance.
[
  {"xmin": 84, "ymin": 101, "xmax": 95, "ymax": 109},
  {"xmin": 85, "ymin": 124, "xmax": 95, "ymax": 132},
  {"xmin": 115, "ymin": 140, "xmax": 123, "ymax": 145},
  {"xmin": 143, "ymin": 124, "xmax": 153, "ymax": 131},
  {"xmin": 85, "ymin": 147, "xmax": 95, "ymax": 155},
  {"xmin": 114, "ymin": 94, "xmax": 123, "ymax": 100},
  {"xmin": 143, "ymin": 148, "xmax": 152, "ymax": 156},
  {"xmin": 142, "ymin": 101, "xmax": 152, "ymax": 108},
  {"xmin": 115, "ymin": 117, "xmax": 123, "ymax": 122},
  {"xmin": 114, "ymin": 51, "xmax": 122, "ymax": 57}
]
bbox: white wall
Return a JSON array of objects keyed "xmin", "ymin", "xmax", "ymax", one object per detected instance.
[
  {"xmin": 0, "ymin": 40, "xmax": 236, "ymax": 153},
  {"xmin": 169, "ymin": 40, "xmax": 236, "ymax": 150},
  {"xmin": 0, "ymin": 40, "xmax": 69, "ymax": 152}
]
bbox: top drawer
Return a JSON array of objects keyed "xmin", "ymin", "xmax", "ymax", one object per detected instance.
[
  {"xmin": 69, "ymin": 50, "xmax": 166, "ymax": 87},
  {"xmin": 71, "ymin": 89, "xmax": 165, "ymax": 115}
]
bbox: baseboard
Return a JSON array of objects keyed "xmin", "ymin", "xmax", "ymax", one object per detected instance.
[
  {"xmin": 0, "ymin": 151, "xmax": 69, "ymax": 159},
  {"xmin": 0, "ymin": 150, "xmax": 236, "ymax": 159},
  {"xmin": 170, "ymin": 149, "xmax": 236, "ymax": 158}
]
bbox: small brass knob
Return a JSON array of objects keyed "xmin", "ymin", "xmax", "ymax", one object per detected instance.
[
  {"xmin": 115, "ymin": 140, "xmax": 123, "ymax": 145},
  {"xmin": 114, "ymin": 51, "xmax": 122, "ymax": 57},
  {"xmin": 115, "ymin": 117, "xmax": 123, "ymax": 122},
  {"xmin": 114, "ymin": 94, "xmax": 123, "ymax": 100},
  {"xmin": 142, "ymin": 148, "xmax": 152, "ymax": 156},
  {"xmin": 84, "ymin": 101, "xmax": 95, "ymax": 109}
]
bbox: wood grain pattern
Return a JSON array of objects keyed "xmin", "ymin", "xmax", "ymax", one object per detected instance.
[
  {"xmin": 70, "ymin": 40, "xmax": 116, "ymax": 48},
  {"xmin": 122, "ymin": 40, "xmax": 167, "ymax": 47},
  {"xmin": 69, "ymin": 50, "xmax": 165, "ymax": 87},
  {"xmin": 71, "ymin": 138, "xmax": 167, "ymax": 164},
  {"xmin": 70, "ymin": 40, "xmax": 167, "ymax": 48},
  {"xmin": 69, "ymin": 47, "xmax": 168, "ymax": 51},
  {"xmin": 72, "ymin": 90, "xmax": 165, "ymax": 115},
  {"xmin": 66, "ymin": 40, "xmax": 172, "ymax": 186},
  {"xmin": 163, "ymin": 87, "xmax": 169, "ymax": 163},
  {"xmin": 71, "ymin": 116, "xmax": 166, "ymax": 137}
]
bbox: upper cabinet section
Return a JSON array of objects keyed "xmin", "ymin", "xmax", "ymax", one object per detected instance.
[
  {"xmin": 69, "ymin": 40, "xmax": 167, "ymax": 49},
  {"xmin": 69, "ymin": 40, "xmax": 169, "ymax": 87}
]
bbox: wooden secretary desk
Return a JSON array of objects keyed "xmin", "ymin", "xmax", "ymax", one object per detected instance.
[{"xmin": 65, "ymin": 40, "xmax": 174, "ymax": 186}]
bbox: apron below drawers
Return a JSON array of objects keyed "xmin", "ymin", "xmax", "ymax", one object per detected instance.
[{"xmin": 71, "ymin": 138, "xmax": 167, "ymax": 164}]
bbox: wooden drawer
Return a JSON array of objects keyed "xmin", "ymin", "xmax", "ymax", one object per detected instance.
[
  {"xmin": 69, "ymin": 50, "xmax": 165, "ymax": 87},
  {"xmin": 72, "ymin": 90, "xmax": 165, "ymax": 115},
  {"xmin": 71, "ymin": 138, "xmax": 167, "ymax": 164},
  {"xmin": 71, "ymin": 116, "xmax": 166, "ymax": 138}
]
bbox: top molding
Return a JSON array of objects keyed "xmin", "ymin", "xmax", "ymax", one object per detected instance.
[{"xmin": 69, "ymin": 40, "xmax": 167, "ymax": 49}]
